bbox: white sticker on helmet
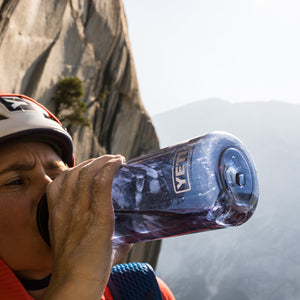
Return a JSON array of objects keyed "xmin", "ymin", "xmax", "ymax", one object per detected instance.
[{"xmin": 0, "ymin": 97, "xmax": 33, "ymax": 112}]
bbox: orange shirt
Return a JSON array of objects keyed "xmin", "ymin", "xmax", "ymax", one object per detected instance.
[
  {"xmin": 0, "ymin": 259, "xmax": 175, "ymax": 299},
  {"xmin": 0, "ymin": 259, "xmax": 33, "ymax": 299}
]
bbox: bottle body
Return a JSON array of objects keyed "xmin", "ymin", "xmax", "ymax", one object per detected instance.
[
  {"xmin": 37, "ymin": 131, "xmax": 259, "ymax": 246},
  {"xmin": 112, "ymin": 131, "xmax": 258, "ymax": 244}
]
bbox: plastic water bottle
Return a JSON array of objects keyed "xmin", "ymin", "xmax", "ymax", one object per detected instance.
[{"xmin": 37, "ymin": 131, "xmax": 259, "ymax": 246}]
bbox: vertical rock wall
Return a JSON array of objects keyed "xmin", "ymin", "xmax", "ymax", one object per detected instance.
[{"xmin": 0, "ymin": 0, "xmax": 161, "ymax": 268}]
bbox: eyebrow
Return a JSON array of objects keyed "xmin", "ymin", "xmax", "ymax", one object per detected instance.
[{"xmin": 0, "ymin": 160, "xmax": 66, "ymax": 176}]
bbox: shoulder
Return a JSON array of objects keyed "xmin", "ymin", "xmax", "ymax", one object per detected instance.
[
  {"xmin": 106, "ymin": 263, "xmax": 176, "ymax": 300},
  {"xmin": 103, "ymin": 280, "xmax": 175, "ymax": 300}
]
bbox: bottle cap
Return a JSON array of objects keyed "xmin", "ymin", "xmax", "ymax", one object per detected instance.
[{"xmin": 219, "ymin": 148, "xmax": 257, "ymax": 207}]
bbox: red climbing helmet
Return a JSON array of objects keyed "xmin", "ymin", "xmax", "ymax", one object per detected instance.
[{"xmin": 0, "ymin": 92, "xmax": 74, "ymax": 166}]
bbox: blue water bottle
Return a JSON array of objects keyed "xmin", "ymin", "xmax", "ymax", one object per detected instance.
[
  {"xmin": 112, "ymin": 131, "xmax": 258, "ymax": 244},
  {"xmin": 37, "ymin": 131, "xmax": 259, "ymax": 246}
]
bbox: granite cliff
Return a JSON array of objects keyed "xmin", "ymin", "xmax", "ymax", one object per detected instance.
[{"xmin": 0, "ymin": 0, "xmax": 161, "ymax": 267}]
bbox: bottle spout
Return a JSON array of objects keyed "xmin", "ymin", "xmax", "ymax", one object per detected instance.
[{"xmin": 219, "ymin": 148, "xmax": 258, "ymax": 209}]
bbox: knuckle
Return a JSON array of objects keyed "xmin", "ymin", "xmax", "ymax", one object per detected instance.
[
  {"xmin": 78, "ymin": 165, "xmax": 90, "ymax": 182},
  {"xmin": 92, "ymin": 171, "xmax": 108, "ymax": 190},
  {"xmin": 91, "ymin": 161, "xmax": 115, "ymax": 191},
  {"xmin": 60, "ymin": 168, "xmax": 74, "ymax": 183}
]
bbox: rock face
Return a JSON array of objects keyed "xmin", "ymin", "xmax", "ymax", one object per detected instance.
[{"xmin": 0, "ymin": 0, "xmax": 161, "ymax": 267}]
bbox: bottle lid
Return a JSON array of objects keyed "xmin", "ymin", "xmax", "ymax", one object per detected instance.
[{"xmin": 219, "ymin": 148, "xmax": 257, "ymax": 208}]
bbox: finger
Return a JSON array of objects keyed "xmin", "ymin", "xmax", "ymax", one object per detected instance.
[
  {"xmin": 46, "ymin": 159, "xmax": 94, "ymax": 211},
  {"xmin": 75, "ymin": 155, "xmax": 121, "ymax": 212},
  {"xmin": 46, "ymin": 159, "xmax": 98, "ymax": 244},
  {"xmin": 47, "ymin": 156, "xmax": 115, "ymax": 211},
  {"xmin": 46, "ymin": 155, "xmax": 123, "ymax": 242},
  {"xmin": 90, "ymin": 156, "xmax": 124, "ymax": 226}
]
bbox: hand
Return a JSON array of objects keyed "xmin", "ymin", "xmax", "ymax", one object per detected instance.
[{"xmin": 44, "ymin": 155, "xmax": 124, "ymax": 299}]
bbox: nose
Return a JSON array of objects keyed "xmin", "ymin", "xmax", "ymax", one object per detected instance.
[
  {"xmin": 31, "ymin": 163, "xmax": 53, "ymax": 210},
  {"xmin": 42, "ymin": 174, "xmax": 52, "ymax": 187},
  {"xmin": 36, "ymin": 173, "xmax": 52, "ymax": 200}
]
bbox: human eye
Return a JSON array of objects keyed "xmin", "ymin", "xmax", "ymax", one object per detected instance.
[{"xmin": 4, "ymin": 178, "xmax": 24, "ymax": 187}]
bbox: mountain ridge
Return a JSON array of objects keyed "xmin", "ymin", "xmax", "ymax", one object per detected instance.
[
  {"xmin": 153, "ymin": 98, "xmax": 300, "ymax": 149},
  {"xmin": 153, "ymin": 98, "xmax": 300, "ymax": 118}
]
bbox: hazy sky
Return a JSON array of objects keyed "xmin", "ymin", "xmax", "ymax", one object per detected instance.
[{"xmin": 122, "ymin": 0, "xmax": 300, "ymax": 116}]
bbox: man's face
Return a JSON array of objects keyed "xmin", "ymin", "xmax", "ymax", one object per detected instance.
[{"xmin": 0, "ymin": 141, "xmax": 68, "ymax": 279}]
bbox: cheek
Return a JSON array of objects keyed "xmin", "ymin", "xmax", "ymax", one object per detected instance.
[
  {"xmin": 0, "ymin": 194, "xmax": 33, "ymax": 245},
  {"xmin": 0, "ymin": 194, "xmax": 51, "ymax": 272}
]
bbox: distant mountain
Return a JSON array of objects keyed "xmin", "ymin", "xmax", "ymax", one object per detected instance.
[{"xmin": 153, "ymin": 99, "xmax": 300, "ymax": 300}]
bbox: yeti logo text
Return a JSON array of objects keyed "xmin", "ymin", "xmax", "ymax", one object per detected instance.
[{"xmin": 172, "ymin": 148, "xmax": 191, "ymax": 193}]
